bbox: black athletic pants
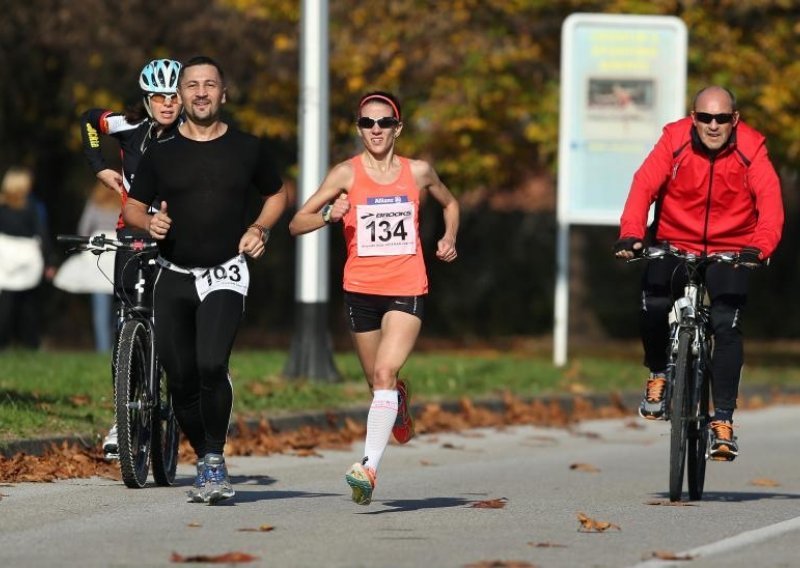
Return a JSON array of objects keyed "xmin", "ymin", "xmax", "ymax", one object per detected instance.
[{"xmin": 153, "ymin": 267, "xmax": 245, "ymax": 457}]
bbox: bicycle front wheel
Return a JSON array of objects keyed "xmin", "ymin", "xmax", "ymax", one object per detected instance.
[
  {"xmin": 669, "ymin": 328, "xmax": 693, "ymax": 502},
  {"xmin": 115, "ymin": 320, "xmax": 153, "ymax": 488},
  {"xmin": 687, "ymin": 360, "xmax": 711, "ymax": 500},
  {"xmin": 151, "ymin": 364, "xmax": 179, "ymax": 486}
]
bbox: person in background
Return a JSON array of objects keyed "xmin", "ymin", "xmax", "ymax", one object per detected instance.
[
  {"xmin": 77, "ymin": 182, "xmax": 120, "ymax": 351},
  {"xmin": 289, "ymin": 91, "xmax": 459, "ymax": 506},
  {"xmin": 614, "ymin": 86, "xmax": 784, "ymax": 461},
  {"xmin": 124, "ymin": 56, "xmax": 287, "ymax": 505},
  {"xmin": 0, "ymin": 167, "xmax": 56, "ymax": 349},
  {"xmin": 80, "ymin": 58, "xmax": 183, "ymax": 458}
]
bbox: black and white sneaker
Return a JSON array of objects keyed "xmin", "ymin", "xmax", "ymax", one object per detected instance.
[
  {"xmin": 706, "ymin": 420, "xmax": 738, "ymax": 461},
  {"xmin": 638, "ymin": 374, "xmax": 668, "ymax": 420}
]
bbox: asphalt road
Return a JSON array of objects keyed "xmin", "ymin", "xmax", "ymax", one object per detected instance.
[{"xmin": 1, "ymin": 406, "xmax": 798, "ymax": 568}]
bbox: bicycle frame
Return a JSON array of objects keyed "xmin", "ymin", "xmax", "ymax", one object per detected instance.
[
  {"xmin": 667, "ymin": 265, "xmax": 712, "ymax": 423},
  {"xmin": 116, "ymin": 249, "xmax": 159, "ymax": 414}
]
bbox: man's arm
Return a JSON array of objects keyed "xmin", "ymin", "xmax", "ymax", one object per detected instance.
[
  {"xmin": 618, "ymin": 128, "xmax": 675, "ymax": 240},
  {"xmin": 747, "ymin": 141, "xmax": 784, "ymax": 259},
  {"xmin": 239, "ymin": 185, "xmax": 288, "ymax": 258}
]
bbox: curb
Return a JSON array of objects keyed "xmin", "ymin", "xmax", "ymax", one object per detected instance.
[{"xmin": 1, "ymin": 386, "xmax": 796, "ymax": 458}]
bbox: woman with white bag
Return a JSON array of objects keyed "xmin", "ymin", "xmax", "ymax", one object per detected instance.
[{"xmin": 0, "ymin": 166, "xmax": 55, "ymax": 349}]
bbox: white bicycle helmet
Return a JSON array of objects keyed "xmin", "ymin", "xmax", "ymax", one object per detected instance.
[{"xmin": 139, "ymin": 59, "xmax": 182, "ymax": 94}]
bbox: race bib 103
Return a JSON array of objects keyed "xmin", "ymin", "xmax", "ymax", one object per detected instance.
[{"xmin": 193, "ymin": 255, "xmax": 250, "ymax": 301}]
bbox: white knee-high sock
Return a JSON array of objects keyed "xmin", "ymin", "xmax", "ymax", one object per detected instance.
[{"xmin": 363, "ymin": 389, "xmax": 398, "ymax": 472}]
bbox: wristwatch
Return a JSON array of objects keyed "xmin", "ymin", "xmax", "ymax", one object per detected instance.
[
  {"xmin": 321, "ymin": 204, "xmax": 333, "ymax": 224},
  {"xmin": 249, "ymin": 223, "xmax": 270, "ymax": 244}
]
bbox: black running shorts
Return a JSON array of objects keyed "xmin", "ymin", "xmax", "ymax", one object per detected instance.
[{"xmin": 344, "ymin": 291, "xmax": 425, "ymax": 333}]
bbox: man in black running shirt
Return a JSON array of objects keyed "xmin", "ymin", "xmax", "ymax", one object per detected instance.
[{"xmin": 124, "ymin": 56, "xmax": 286, "ymax": 505}]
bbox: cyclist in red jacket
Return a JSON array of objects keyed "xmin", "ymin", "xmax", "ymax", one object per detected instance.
[{"xmin": 614, "ymin": 86, "xmax": 784, "ymax": 461}]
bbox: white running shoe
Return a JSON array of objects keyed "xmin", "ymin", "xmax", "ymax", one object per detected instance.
[{"xmin": 102, "ymin": 424, "xmax": 119, "ymax": 460}]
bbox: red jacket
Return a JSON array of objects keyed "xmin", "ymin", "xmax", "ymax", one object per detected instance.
[{"xmin": 619, "ymin": 116, "xmax": 783, "ymax": 258}]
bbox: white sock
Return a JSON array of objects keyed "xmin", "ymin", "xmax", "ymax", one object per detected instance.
[{"xmin": 363, "ymin": 389, "xmax": 398, "ymax": 472}]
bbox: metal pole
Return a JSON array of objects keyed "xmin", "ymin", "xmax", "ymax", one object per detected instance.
[
  {"xmin": 284, "ymin": 0, "xmax": 339, "ymax": 381},
  {"xmin": 553, "ymin": 221, "xmax": 569, "ymax": 366}
]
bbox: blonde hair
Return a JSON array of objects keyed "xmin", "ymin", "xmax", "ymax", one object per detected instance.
[{"xmin": 0, "ymin": 167, "xmax": 34, "ymax": 209}]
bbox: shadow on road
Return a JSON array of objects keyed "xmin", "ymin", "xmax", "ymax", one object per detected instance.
[
  {"xmin": 653, "ymin": 491, "xmax": 800, "ymax": 503},
  {"xmin": 231, "ymin": 488, "xmax": 341, "ymax": 504},
  {"xmin": 361, "ymin": 496, "xmax": 473, "ymax": 514}
]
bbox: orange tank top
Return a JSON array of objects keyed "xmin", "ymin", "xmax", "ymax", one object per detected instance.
[{"xmin": 341, "ymin": 155, "xmax": 428, "ymax": 296}]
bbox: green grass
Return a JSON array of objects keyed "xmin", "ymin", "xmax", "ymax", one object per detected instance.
[{"xmin": 1, "ymin": 342, "xmax": 798, "ymax": 444}]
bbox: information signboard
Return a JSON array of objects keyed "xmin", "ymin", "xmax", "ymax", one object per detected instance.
[{"xmin": 557, "ymin": 13, "xmax": 687, "ymax": 225}]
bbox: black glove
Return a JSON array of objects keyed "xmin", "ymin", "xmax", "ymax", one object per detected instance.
[
  {"xmin": 613, "ymin": 237, "xmax": 643, "ymax": 256},
  {"xmin": 738, "ymin": 246, "xmax": 762, "ymax": 268}
]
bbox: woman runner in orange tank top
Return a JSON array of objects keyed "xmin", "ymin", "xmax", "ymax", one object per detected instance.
[{"xmin": 289, "ymin": 91, "xmax": 459, "ymax": 505}]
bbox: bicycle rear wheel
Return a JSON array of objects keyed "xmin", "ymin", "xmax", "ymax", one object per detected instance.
[
  {"xmin": 669, "ymin": 329, "xmax": 693, "ymax": 502},
  {"xmin": 115, "ymin": 320, "xmax": 153, "ymax": 488},
  {"xmin": 687, "ymin": 361, "xmax": 710, "ymax": 500},
  {"xmin": 151, "ymin": 364, "xmax": 179, "ymax": 486}
]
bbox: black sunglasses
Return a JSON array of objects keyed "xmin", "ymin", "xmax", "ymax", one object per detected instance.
[
  {"xmin": 357, "ymin": 116, "xmax": 399, "ymax": 129},
  {"xmin": 694, "ymin": 112, "xmax": 735, "ymax": 124}
]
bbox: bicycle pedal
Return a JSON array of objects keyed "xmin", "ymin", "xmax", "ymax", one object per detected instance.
[{"xmin": 708, "ymin": 454, "xmax": 736, "ymax": 462}]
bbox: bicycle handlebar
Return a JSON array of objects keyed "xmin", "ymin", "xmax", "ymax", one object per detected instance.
[
  {"xmin": 626, "ymin": 247, "xmax": 765, "ymax": 267},
  {"xmin": 56, "ymin": 233, "xmax": 159, "ymax": 253}
]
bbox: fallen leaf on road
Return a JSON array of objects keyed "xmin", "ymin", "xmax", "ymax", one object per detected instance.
[
  {"xmin": 570, "ymin": 430, "xmax": 602, "ymax": 440},
  {"xmin": 465, "ymin": 561, "xmax": 537, "ymax": 568},
  {"xmin": 647, "ymin": 550, "xmax": 694, "ymax": 561},
  {"xmin": 187, "ymin": 522, "xmax": 202, "ymax": 528},
  {"xmin": 419, "ymin": 459, "xmax": 435, "ymax": 466},
  {"xmin": 750, "ymin": 478, "xmax": 780, "ymax": 487},
  {"xmin": 237, "ymin": 525, "xmax": 275, "ymax": 532},
  {"xmin": 442, "ymin": 443, "xmax": 465, "ymax": 450},
  {"xmin": 470, "ymin": 498, "xmax": 508, "ymax": 509},
  {"xmin": 569, "ymin": 463, "xmax": 600, "ymax": 473},
  {"xmin": 527, "ymin": 542, "xmax": 566, "ymax": 548},
  {"xmin": 170, "ymin": 551, "xmax": 259, "ymax": 563},
  {"xmin": 577, "ymin": 512, "xmax": 620, "ymax": 532},
  {"xmin": 293, "ymin": 449, "xmax": 322, "ymax": 458}
]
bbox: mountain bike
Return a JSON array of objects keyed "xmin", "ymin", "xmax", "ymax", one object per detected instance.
[
  {"xmin": 633, "ymin": 247, "xmax": 748, "ymax": 502},
  {"xmin": 57, "ymin": 233, "xmax": 179, "ymax": 488}
]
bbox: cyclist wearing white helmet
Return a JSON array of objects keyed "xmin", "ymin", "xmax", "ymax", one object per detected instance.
[
  {"xmin": 139, "ymin": 58, "xmax": 182, "ymax": 121},
  {"xmin": 79, "ymin": 58, "xmax": 183, "ymax": 460}
]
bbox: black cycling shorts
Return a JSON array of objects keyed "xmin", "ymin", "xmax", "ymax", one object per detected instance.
[{"xmin": 344, "ymin": 291, "xmax": 425, "ymax": 333}]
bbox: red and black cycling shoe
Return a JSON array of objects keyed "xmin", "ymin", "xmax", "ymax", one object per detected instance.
[{"xmin": 393, "ymin": 379, "xmax": 415, "ymax": 444}]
